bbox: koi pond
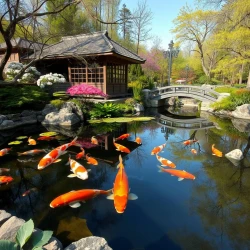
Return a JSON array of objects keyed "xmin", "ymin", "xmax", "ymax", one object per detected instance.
[{"xmin": 1, "ymin": 107, "xmax": 250, "ymax": 250}]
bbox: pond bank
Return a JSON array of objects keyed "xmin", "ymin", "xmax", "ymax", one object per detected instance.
[{"xmin": 0, "ymin": 210, "xmax": 112, "ymax": 250}]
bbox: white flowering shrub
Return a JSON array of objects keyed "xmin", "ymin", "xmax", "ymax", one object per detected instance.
[
  {"xmin": 6, "ymin": 62, "xmax": 41, "ymax": 84},
  {"xmin": 37, "ymin": 73, "xmax": 66, "ymax": 88}
]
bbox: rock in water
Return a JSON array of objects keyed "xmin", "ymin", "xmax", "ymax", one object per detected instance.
[
  {"xmin": 225, "ymin": 149, "xmax": 244, "ymax": 166},
  {"xmin": 64, "ymin": 236, "xmax": 112, "ymax": 250}
]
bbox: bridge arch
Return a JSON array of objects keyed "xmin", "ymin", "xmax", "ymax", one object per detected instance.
[{"xmin": 144, "ymin": 85, "xmax": 221, "ymax": 107}]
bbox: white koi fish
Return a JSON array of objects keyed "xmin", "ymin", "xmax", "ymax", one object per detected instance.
[
  {"xmin": 37, "ymin": 137, "xmax": 79, "ymax": 170},
  {"xmin": 67, "ymin": 155, "xmax": 90, "ymax": 180}
]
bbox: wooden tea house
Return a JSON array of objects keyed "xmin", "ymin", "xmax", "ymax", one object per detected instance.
[{"xmin": 31, "ymin": 31, "xmax": 145, "ymax": 98}]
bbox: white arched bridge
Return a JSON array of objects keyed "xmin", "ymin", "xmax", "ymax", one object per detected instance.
[{"xmin": 143, "ymin": 85, "xmax": 221, "ymax": 107}]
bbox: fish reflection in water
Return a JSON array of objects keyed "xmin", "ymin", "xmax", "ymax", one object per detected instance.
[
  {"xmin": 17, "ymin": 149, "xmax": 46, "ymax": 156},
  {"xmin": 22, "ymin": 187, "xmax": 38, "ymax": 197}
]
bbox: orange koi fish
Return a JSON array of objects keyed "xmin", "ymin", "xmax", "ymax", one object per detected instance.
[
  {"xmin": 68, "ymin": 155, "xmax": 90, "ymax": 180},
  {"xmin": 158, "ymin": 166, "xmax": 195, "ymax": 181},
  {"xmin": 0, "ymin": 176, "xmax": 13, "ymax": 184},
  {"xmin": 0, "ymin": 168, "xmax": 10, "ymax": 174},
  {"xmin": 38, "ymin": 137, "xmax": 79, "ymax": 170},
  {"xmin": 22, "ymin": 187, "xmax": 38, "ymax": 197},
  {"xmin": 134, "ymin": 137, "xmax": 142, "ymax": 145},
  {"xmin": 91, "ymin": 136, "xmax": 98, "ymax": 145},
  {"xmin": 151, "ymin": 143, "xmax": 166, "ymax": 155},
  {"xmin": 76, "ymin": 147, "xmax": 85, "ymax": 160},
  {"xmin": 212, "ymin": 144, "xmax": 223, "ymax": 157},
  {"xmin": 18, "ymin": 149, "xmax": 46, "ymax": 156},
  {"xmin": 107, "ymin": 155, "xmax": 138, "ymax": 213},
  {"xmin": 28, "ymin": 136, "xmax": 36, "ymax": 145},
  {"xmin": 113, "ymin": 139, "xmax": 130, "ymax": 154},
  {"xmin": 183, "ymin": 139, "xmax": 198, "ymax": 146},
  {"xmin": 50, "ymin": 189, "xmax": 112, "ymax": 208},
  {"xmin": 37, "ymin": 136, "xmax": 56, "ymax": 141},
  {"xmin": 85, "ymin": 153, "xmax": 98, "ymax": 165},
  {"xmin": 190, "ymin": 149, "xmax": 197, "ymax": 155},
  {"xmin": 0, "ymin": 148, "xmax": 11, "ymax": 156},
  {"xmin": 156, "ymin": 154, "xmax": 176, "ymax": 168},
  {"xmin": 115, "ymin": 133, "xmax": 130, "ymax": 141}
]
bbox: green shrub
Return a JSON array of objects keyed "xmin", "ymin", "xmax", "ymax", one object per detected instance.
[
  {"xmin": 131, "ymin": 81, "xmax": 144, "ymax": 102},
  {"xmin": 50, "ymin": 99, "xmax": 65, "ymax": 109},
  {"xmin": 214, "ymin": 86, "xmax": 235, "ymax": 94},
  {"xmin": 53, "ymin": 91, "xmax": 70, "ymax": 99},
  {"xmin": 0, "ymin": 86, "xmax": 50, "ymax": 113},
  {"xmin": 89, "ymin": 102, "xmax": 123, "ymax": 119},
  {"xmin": 125, "ymin": 98, "xmax": 137, "ymax": 106},
  {"xmin": 212, "ymin": 88, "xmax": 250, "ymax": 111},
  {"xmin": 116, "ymin": 103, "xmax": 134, "ymax": 113},
  {"xmin": 233, "ymin": 84, "xmax": 247, "ymax": 89}
]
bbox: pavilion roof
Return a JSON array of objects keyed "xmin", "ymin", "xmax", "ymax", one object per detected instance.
[{"xmin": 28, "ymin": 31, "xmax": 145, "ymax": 63}]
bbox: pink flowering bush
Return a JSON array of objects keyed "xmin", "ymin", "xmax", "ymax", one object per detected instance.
[{"xmin": 66, "ymin": 83, "xmax": 107, "ymax": 97}]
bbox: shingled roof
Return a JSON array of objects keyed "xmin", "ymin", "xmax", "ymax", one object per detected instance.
[
  {"xmin": 31, "ymin": 31, "xmax": 145, "ymax": 63},
  {"xmin": 0, "ymin": 37, "xmax": 45, "ymax": 51}
]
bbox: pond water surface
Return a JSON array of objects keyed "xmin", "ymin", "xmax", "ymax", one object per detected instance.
[{"xmin": 0, "ymin": 108, "xmax": 250, "ymax": 250}]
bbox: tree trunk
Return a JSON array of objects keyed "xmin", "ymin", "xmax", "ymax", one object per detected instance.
[
  {"xmin": 239, "ymin": 63, "xmax": 244, "ymax": 84},
  {"xmin": 0, "ymin": 40, "xmax": 13, "ymax": 81},
  {"xmin": 247, "ymin": 69, "xmax": 250, "ymax": 89}
]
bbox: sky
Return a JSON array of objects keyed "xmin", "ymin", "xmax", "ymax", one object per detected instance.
[{"xmin": 122, "ymin": 0, "xmax": 196, "ymax": 50}]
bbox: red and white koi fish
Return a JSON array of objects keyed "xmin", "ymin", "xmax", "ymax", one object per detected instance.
[
  {"xmin": 151, "ymin": 143, "xmax": 166, "ymax": 155},
  {"xmin": 76, "ymin": 147, "xmax": 85, "ymax": 160},
  {"xmin": 0, "ymin": 168, "xmax": 10, "ymax": 174},
  {"xmin": 37, "ymin": 136, "xmax": 56, "ymax": 141},
  {"xmin": 190, "ymin": 149, "xmax": 197, "ymax": 155},
  {"xmin": 212, "ymin": 144, "xmax": 223, "ymax": 157},
  {"xmin": 85, "ymin": 153, "xmax": 98, "ymax": 165},
  {"xmin": 18, "ymin": 149, "xmax": 46, "ymax": 156},
  {"xmin": 183, "ymin": 139, "xmax": 198, "ymax": 146},
  {"xmin": 22, "ymin": 187, "xmax": 38, "ymax": 197},
  {"xmin": 28, "ymin": 136, "xmax": 36, "ymax": 145},
  {"xmin": 0, "ymin": 176, "xmax": 13, "ymax": 184},
  {"xmin": 107, "ymin": 155, "xmax": 138, "ymax": 213},
  {"xmin": 115, "ymin": 133, "xmax": 130, "ymax": 141},
  {"xmin": 91, "ymin": 136, "xmax": 98, "ymax": 145},
  {"xmin": 68, "ymin": 155, "xmax": 90, "ymax": 180},
  {"xmin": 50, "ymin": 189, "xmax": 112, "ymax": 208},
  {"xmin": 113, "ymin": 139, "xmax": 130, "ymax": 154},
  {"xmin": 37, "ymin": 137, "xmax": 79, "ymax": 170},
  {"xmin": 0, "ymin": 148, "xmax": 11, "ymax": 156},
  {"xmin": 135, "ymin": 137, "xmax": 142, "ymax": 145},
  {"xmin": 158, "ymin": 166, "xmax": 196, "ymax": 181},
  {"xmin": 156, "ymin": 154, "xmax": 176, "ymax": 168}
]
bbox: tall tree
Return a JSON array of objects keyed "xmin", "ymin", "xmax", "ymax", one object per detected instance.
[
  {"xmin": 118, "ymin": 4, "xmax": 132, "ymax": 40},
  {"xmin": 131, "ymin": 0, "xmax": 152, "ymax": 54},
  {"xmin": 172, "ymin": 6, "xmax": 219, "ymax": 79},
  {"xmin": 46, "ymin": 0, "xmax": 91, "ymax": 43},
  {"xmin": 0, "ymin": 0, "xmax": 79, "ymax": 81}
]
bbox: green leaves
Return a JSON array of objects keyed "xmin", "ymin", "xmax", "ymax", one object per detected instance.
[
  {"xmin": 0, "ymin": 240, "xmax": 18, "ymax": 250},
  {"xmin": 88, "ymin": 116, "xmax": 155, "ymax": 123},
  {"xmin": 30, "ymin": 230, "xmax": 53, "ymax": 250},
  {"xmin": 0, "ymin": 219, "xmax": 53, "ymax": 250},
  {"xmin": 16, "ymin": 219, "xmax": 34, "ymax": 248},
  {"xmin": 8, "ymin": 141, "xmax": 23, "ymax": 145}
]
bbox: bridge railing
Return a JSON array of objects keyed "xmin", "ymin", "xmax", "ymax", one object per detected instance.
[{"xmin": 148, "ymin": 85, "xmax": 220, "ymax": 100}]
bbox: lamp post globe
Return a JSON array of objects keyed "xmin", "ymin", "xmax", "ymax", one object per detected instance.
[{"xmin": 163, "ymin": 40, "xmax": 180, "ymax": 86}]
